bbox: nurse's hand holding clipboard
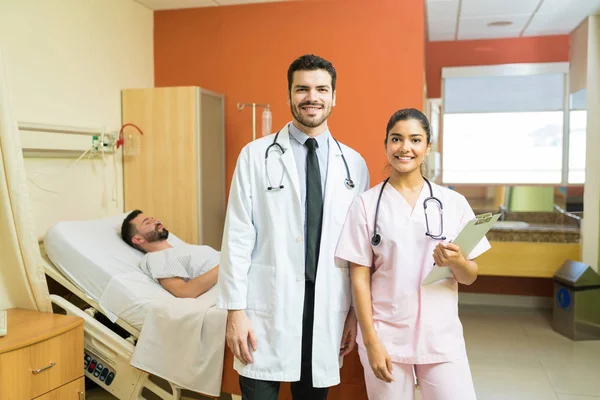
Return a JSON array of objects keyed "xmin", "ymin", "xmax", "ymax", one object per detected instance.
[{"xmin": 432, "ymin": 242, "xmax": 478, "ymax": 285}]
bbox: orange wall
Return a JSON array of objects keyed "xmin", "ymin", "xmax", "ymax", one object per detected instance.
[
  {"xmin": 154, "ymin": 0, "xmax": 425, "ymax": 189},
  {"xmin": 426, "ymin": 35, "xmax": 571, "ymax": 99}
]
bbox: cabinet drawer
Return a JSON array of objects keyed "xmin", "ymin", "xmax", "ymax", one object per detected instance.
[
  {"xmin": 0, "ymin": 325, "xmax": 83, "ymax": 399},
  {"xmin": 34, "ymin": 377, "xmax": 85, "ymax": 400}
]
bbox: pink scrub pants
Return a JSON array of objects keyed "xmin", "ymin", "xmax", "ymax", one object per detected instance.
[{"xmin": 358, "ymin": 349, "xmax": 477, "ymax": 400}]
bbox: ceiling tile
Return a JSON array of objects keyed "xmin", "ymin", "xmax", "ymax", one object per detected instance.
[
  {"xmin": 460, "ymin": 0, "xmax": 539, "ymax": 18},
  {"xmin": 523, "ymin": 0, "xmax": 600, "ymax": 36},
  {"xmin": 524, "ymin": 12, "xmax": 580, "ymax": 34},
  {"xmin": 428, "ymin": 31, "xmax": 456, "ymax": 41},
  {"xmin": 457, "ymin": 28, "xmax": 523, "ymax": 40},
  {"xmin": 458, "ymin": 14, "xmax": 530, "ymax": 37},
  {"xmin": 426, "ymin": 0, "xmax": 459, "ymax": 21},
  {"xmin": 428, "ymin": 17, "xmax": 456, "ymax": 32},
  {"xmin": 534, "ymin": 0, "xmax": 579, "ymax": 16},
  {"xmin": 534, "ymin": 0, "xmax": 600, "ymax": 17}
]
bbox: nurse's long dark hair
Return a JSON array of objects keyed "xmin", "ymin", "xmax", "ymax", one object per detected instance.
[{"xmin": 384, "ymin": 108, "xmax": 432, "ymax": 176}]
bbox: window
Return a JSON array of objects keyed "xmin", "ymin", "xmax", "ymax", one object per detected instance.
[
  {"xmin": 441, "ymin": 63, "xmax": 581, "ymax": 185},
  {"xmin": 443, "ymin": 112, "xmax": 563, "ymax": 184},
  {"xmin": 569, "ymin": 88, "xmax": 586, "ymax": 184}
]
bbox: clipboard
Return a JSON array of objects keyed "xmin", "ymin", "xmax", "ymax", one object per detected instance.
[{"xmin": 421, "ymin": 213, "xmax": 500, "ymax": 286}]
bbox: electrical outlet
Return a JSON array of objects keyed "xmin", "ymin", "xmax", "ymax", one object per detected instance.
[
  {"xmin": 91, "ymin": 136, "xmax": 99, "ymax": 152},
  {"xmin": 92, "ymin": 132, "xmax": 117, "ymax": 152}
]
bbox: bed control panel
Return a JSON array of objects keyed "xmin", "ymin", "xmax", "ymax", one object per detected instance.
[{"xmin": 84, "ymin": 352, "xmax": 115, "ymax": 386}]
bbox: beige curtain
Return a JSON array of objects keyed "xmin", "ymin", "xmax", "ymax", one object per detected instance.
[{"xmin": 0, "ymin": 45, "xmax": 51, "ymax": 312}]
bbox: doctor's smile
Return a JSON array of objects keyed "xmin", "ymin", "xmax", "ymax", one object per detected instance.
[{"xmin": 300, "ymin": 102, "xmax": 323, "ymax": 111}]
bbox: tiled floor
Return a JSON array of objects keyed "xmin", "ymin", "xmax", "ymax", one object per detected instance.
[
  {"xmin": 463, "ymin": 306, "xmax": 600, "ymax": 400},
  {"xmin": 87, "ymin": 306, "xmax": 600, "ymax": 399}
]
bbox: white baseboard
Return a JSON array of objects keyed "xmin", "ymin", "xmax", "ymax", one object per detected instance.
[{"xmin": 458, "ymin": 292, "xmax": 553, "ymax": 309}]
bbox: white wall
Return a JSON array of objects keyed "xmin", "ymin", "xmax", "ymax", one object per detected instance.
[
  {"xmin": 583, "ymin": 16, "xmax": 600, "ymax": 270},
  {"xmin": 0, "ymin": 0, "xmax": 153, "ymax": 238}
]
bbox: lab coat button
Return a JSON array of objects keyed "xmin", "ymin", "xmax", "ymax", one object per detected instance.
[{"xmin": 296, "ymin": 236, "xmax": 303, "ymax": 242}]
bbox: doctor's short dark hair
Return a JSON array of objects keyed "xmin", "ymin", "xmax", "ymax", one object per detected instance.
[
  {"xmin": 385, "ymin": 108, "xmax": 431, "ymax": 145},
  {"xmin": 287, "ymin": 54, "xmax": 337, "ymax": 92},
  {"xmin": 121, "ymin": 209, "xmax": 143, "ymax": 250}
]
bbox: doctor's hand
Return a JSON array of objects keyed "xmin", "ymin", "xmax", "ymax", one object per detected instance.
[
  {"xmin": 366, "ymin": 339, "xmax": 394, "ymax": 383},
  {"xmin": 226, "ymin": 310, "xmax": 257, "ymax": 365},
  {"xmin": 340, "ymin": 309, "xmax": 357, "ymax": 357},
  {"xmin": 433, "ymin": 242, "xmax": 467, "ymax": 271}
]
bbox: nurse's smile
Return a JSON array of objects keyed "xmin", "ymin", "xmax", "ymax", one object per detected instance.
[{"xmin": 394, "ymin": 155, "xmax": 415, "ymax": 163}]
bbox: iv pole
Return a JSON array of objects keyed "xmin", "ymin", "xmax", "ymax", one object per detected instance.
[{"xmin": 237, "ymin": 102, "xmax": 270, "ymax": 141}]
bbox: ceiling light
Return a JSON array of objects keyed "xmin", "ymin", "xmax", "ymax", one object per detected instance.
[{"xmin": 487, "ymin": 21, "xmax": 513, "ymax": 27}]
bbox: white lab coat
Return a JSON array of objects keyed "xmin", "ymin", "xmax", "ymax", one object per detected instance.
[{"xmin": 217, "ymin": 124, "xmax": 370, "ymax": 387}]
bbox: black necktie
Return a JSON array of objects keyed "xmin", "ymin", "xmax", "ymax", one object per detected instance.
[{"xmin": 305, "ymin": 138, "xmax": 323, "ymax": 283}]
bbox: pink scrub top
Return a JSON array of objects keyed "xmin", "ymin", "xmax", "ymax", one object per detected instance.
[{"xmin": 335, "ymin": 180, "xmax": 491, "ymax": 364}]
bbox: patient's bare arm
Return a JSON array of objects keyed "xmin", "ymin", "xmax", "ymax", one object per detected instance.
[{"xmin": 158, "ymin": 266, "xmax": 219, "ymax": 298}]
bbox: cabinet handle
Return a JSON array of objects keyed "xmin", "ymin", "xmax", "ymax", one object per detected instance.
[
  {"xmin": 79, "ymin": 391, "xmax": 85, "ymax": 400},
  {"xmin": 31, "ymin": 362, "xmax": 56, "ymax": 374}
]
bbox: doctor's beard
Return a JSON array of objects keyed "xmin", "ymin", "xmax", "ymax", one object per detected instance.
[{"xmin": 290, "ymin": 101, "xmax": 332, "ymax": 128}]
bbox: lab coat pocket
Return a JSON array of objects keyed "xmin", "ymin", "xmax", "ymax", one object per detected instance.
[{"xmin": 246, "ymin": 264, "xmax": 276, "ymax": 314}]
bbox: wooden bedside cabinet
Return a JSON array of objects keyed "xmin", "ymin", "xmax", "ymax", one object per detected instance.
[{"xmin": 0, "ymin": 308, "xmax": 84, "ymax": 400}]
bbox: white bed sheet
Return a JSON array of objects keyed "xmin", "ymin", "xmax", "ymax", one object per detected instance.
[{"xmin": 43, "ymin": 212, "xmax": 185, "ymax": 326}]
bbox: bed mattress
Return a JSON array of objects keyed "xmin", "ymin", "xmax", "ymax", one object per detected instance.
[{"xmin": 43, "ymin": 212, "xmax": 186, "ymax": 329}]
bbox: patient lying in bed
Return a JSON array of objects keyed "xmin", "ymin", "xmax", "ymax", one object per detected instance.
[{"xmin": 120, "ymin": 210, "xmax": 219, "ymax": 299}]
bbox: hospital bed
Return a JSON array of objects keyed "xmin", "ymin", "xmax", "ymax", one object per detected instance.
[
  {"xmin": 41, "ymin": 213, "xmax": 229, "ymax": 400},
  {"xmin": 42, "ymin": 213, "xmax": 369, "ymax": 400}
]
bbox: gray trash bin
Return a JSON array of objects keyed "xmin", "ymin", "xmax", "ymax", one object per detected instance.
[{"xmin": 553, "ymin": 259, "xmax": 600, "ymax": 340}]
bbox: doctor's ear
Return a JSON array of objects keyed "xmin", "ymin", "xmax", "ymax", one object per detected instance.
[
  {"xmin": 287, "ymin": 92, "xmax": 291, "ymax": 106},
  {"xmin": 332, "ymin": 90, "xmax": 336, "ymax": 107}
]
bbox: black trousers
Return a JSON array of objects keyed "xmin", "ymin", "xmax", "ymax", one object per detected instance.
[{"xmin": 239, "ymin": 281, "xmax": 329, "ymax": 400}]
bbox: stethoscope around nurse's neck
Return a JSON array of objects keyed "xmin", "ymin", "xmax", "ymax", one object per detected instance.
[
  {"xmin": 264, "ymin": 125, "xmax": 355, "ymax": 191},
  {"xmin": 370, "ymin": 176, "xmax": 446, "ymax": 246}
]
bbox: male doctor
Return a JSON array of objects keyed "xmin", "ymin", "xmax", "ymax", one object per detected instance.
[{"xmin": 217, "ymin": 54, "xmax": 370, "ymax": 399}]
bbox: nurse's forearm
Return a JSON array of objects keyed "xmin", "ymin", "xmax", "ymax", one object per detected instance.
[
  {"xmin": 451, "ymin": 259, "xmax": 478, "ymax": 285},
  {"xmin": 350, "ymin": 264, "xmax": 378, "ymax": 346}
]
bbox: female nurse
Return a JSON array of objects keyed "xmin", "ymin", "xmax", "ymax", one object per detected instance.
[{"xmin": 335, "ymin": 108, "xmax": 490, "ymax": 400}]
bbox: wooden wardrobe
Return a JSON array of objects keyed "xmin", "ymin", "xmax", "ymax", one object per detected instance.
[{"xmin": 121, "ymin": 87, "xmax": 226, "ymax": 250}]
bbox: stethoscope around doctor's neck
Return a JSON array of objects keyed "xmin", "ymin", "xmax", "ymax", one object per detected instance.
[
  {"xmin": 371, "ymin": 176, "xmax": 446, "ymax": 246},
  {"xmin": 264, "ymin": 127, "xmax": 355, "ymax": 191}
]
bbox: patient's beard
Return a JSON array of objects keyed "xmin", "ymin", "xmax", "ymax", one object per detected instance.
[{"xmin": 144, "ymin": 228, "xmax": 169, "ymax": 243}]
